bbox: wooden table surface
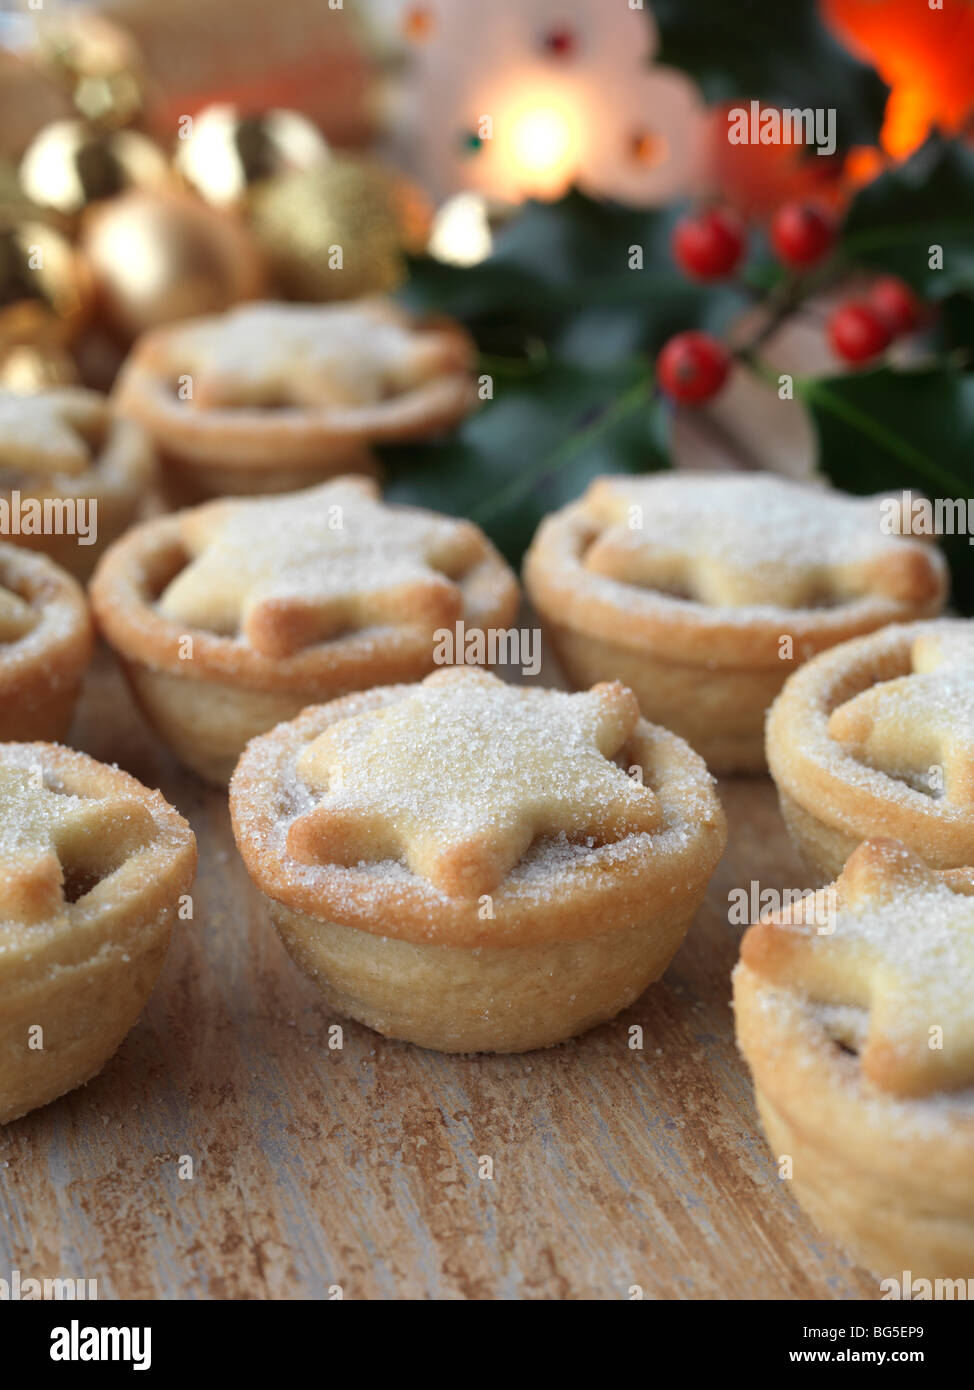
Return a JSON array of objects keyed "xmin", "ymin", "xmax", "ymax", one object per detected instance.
[{"xmin": 0, "ymin": 645, "xmax": 878, "ymax": 1301}]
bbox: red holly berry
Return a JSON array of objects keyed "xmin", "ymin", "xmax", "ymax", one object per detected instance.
[
  {"xmin": 770, "ymin": 202, "xmax": 835, "ymax": 268},
  {"xmin": 672, "ymin": 207, "xmax": 746, "ymax": 280},
  {"xmin": 657, "ymin": 332, "xmax": 731, "ymax": 404},
  {"xmin": 867, "ymin": 276, "xmax": 921, "ymax": 336},
  {"xmin": 828, "ymin": 301, "xmax": 892, "ymax": 364}
]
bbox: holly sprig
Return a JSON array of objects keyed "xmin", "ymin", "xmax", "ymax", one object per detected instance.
[{"xmin": 383, "ymin": 137, "xmax": 974, "ymax": 606}]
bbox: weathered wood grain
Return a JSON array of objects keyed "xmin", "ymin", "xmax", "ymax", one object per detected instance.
[{"xmin": 0, "ymin": 648, "xmax": 877, "ymax": 1300}]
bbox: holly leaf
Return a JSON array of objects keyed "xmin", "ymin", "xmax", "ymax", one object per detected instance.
[
  {"xmin": 379, "ymin": 358, "xmax": 667, "ymax": 565},
  {"xmin": 649, "ymin": 0, "xmax": 888, "ymax": 148},
  {"xmin": 401, "ymin": 188, "xmax": 749, "ymax": 363},
  {"xmin": 803, "ymin": 367, "xmax": 974, "ymax": 611},
  {"xmin": 842, "ymin": 137, "xmax": 974, "ymax": 298}
]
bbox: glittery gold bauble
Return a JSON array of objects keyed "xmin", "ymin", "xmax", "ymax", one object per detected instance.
[
  {"xmin": 174, "ymin": 104, "xmax": 330, "ymax": 208},
  {"xmin": 19, "ymin": 120, "xmax": 170, "ymax": 218},
  {"xmin": 33, "ymin": 12, "xmax": 145, "ymax": 128},
  {"xmin": 248, "ymin": 160, "xmax": 429, "ymax": 301},
  {"xmin": 0, "ymin": 342, "xmax": 79, "ymax": 393},
  {"xmin": 80, "ymin": 189, "xmax": 265, "ymax": 339},
  {"xmin": 0, "ymin": 221, "xmax": 93, "ymax": 347}
]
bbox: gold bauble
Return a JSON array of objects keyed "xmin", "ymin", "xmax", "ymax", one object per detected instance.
[
  {"xmin": 248, "ymin": 160, "xmax": 429, "ymax": 302},
  {"xmin": 33, "ymin": 11, "xmax": 145, "ymax": 128},
  {"xmin": 19, "ymin": 119, "xmax": 170, "ymax": 218},
  {"xmin": 0, "ymin": 220, "xmax": 93, "ymax": 347},
  {"xmin": 80, "ymin": 189, "xmax": 264, "ymax": 340},
  {"xmin": 174, "ymin": 103, "xmax": 330, "ymax": 208},
  {"xmin": 0, "ymin": 342, "xmax": 79, "ymax": 393}
]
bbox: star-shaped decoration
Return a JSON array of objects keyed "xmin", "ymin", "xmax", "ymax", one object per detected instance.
[
  {"xmin": 0, "ymin": 389, "xmax": 105, "ymax": 478},
  {"xmin": 0, "ymin": 584, "xmax": 35, "ymax": 643},
  {"xmin": 741, "ymin": 837, "xmax": 974, "ymax": 1097},
  {"xmin": 0, "ymin": 762, "xmax": 156, "ymax": 924},
  {"xmin": 581, "ymin": 474, "xmax": 943, "ymax": 608},
  {"xmin": 829, "ymin": 628, "xmax": 974, "ymax": 803},
  {"xmin": 163, "ymin": 301, "xmax": 458, "ymax": 412},
  {"xmin": 157, "ymin": 477, "xmax": 487, "ymax": 658},
  {"xmin": 287, "ymin": 668, "xmax": 662, "ymax": 898}
]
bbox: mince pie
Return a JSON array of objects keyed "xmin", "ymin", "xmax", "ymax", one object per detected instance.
[
  {"xmin": 734, "ymin": 838, "xmax": 974, "ymax": 1279},
  {"xmin": 0, "ymin": 542, "xmax": 93, "ymax": 743},
  {"xmin": 229, "ymin": 667, "xmax": 726, "ymax": 1054},
  {"xmin": 523, "ymin": 472, "xmax": 947, "ymax": 773},
  {"xmin": 0, "ymin": 387, "xmax": 155, "ymax": 579},
  {"xmin": 0, "ymin": 743, "xmax": 196, "ymax": 1123},
  {"xmin": 767, "ymin": 619, "xmax": 974, "ymax": 880},
  {"xmin": 113, "ymin": 298, "xmax": 476, "ymax": 501},
  {"xmin": 90, "ymin": 477, "xmax": 520, "ymax": 784}
]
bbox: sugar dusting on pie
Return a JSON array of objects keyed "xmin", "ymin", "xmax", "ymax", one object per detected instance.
[
  {"xmin": 743, "ymin": 839, "xmax": 974, "ymax": 1098},
  {"xmin": 582, "ymin": 473, "xmax": 942, "ymax": 610},
  {"xmin": 0, "ymin": 389, "xmax": 105, "ymax": 480},
  {"xmin": 149, "ymin": 300, "xmax": 464, "ymax": 411},
  {"xmin": 286, "ymin": 668, "xmax": 661, "ymax": 897},
  {"xmin": 156, "ymin": 477, "xmax": 487, "ymax": 657},
  {"xmin": 828, "ymin": 628, "xmax": 974, "ymax": 802},
  {"xmin": 0, "ymin": 756, "xmax": 156, "ymax": 925}
]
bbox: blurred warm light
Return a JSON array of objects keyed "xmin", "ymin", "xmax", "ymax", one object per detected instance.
[
  {"xmin": 506, "ymin": 102, "xmax": 579, "ymax": 197},
  {"xmin": 845, "ymin": 144, "xmax": 887, "ymax": 189},
  {"xmin": 823, "ymin": 0, "xmax": 974, "ymax": 159},
  {"xmin": 427, "ymin": 192, "xmax": 493, "ymax": 266}
]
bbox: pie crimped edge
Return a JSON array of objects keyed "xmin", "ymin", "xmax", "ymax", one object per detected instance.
[
  {"xmin": 0, "ymin": 542, "xmax": 94, "ymax": 743},
  {"xmin": 733, "ymin": 839, "xmax": 974, "ymax": 1279},
  {"xmin": 0, "ymin": 742, "xmax": 197, "ymax": 1124},
  {"xmin": 0, "ymin": 387, "xmax": 155, "ymax": 579},
  {"xmin": 113, "ymin": 299, "xmax": 477, "ymax": 474},
  {"xmin": 229, "ymin": 673, "xmax": 727, "ymax": 950},
  {"xmin": 766, "ymin": 619, "xmax": 974, "ymax": 880}
]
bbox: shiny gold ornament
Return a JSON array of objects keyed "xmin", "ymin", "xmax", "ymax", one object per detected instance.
[
  {"xmin": 174, "ymin": 104, "xmax": 330, "ymax": 208},
  {"xmin": 33, "ymin": 11, "xmax": 145, "ymax": 128},
  {"xmin": 248, "ymin": 160, "xmax": 426, "ymax": 302},
  {"xmin": 0, "ymin": 221, "xmax": 92, "ymax": 348},
  {"xmin": 19, "ymin": 119, "xmax": 170, "ymax": 218},
  {"xmin": 0, "ymin": 342, "xmax": 79, "ymax": 393},
  {"xmin": 80, "ymin": 189, "xmax": 264, "ymax": 340}
]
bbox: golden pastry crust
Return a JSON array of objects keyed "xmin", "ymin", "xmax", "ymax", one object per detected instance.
[
  {"xmin": 0, "ymin": 387, "xmax": 155, "ymax": 579},
  {"xmin": 113, "ymin": 298, "xmax": 477, "ymax": 501},
  {"xmin": 90, "ymin": 477, "xmax": 520, "ymax": 784},
  {"xmin": 524, "ymin": 472, "xmax": 947, "ymax": 773},
  {"xmin": 767, "ymin": 619, "xmax": 974, "ymax": 881},
  {"xmin": 230, "ymin": 668, "xmax": 726, "ymax": 1053},
  {"xmin": 0, "ymin": 543, "xmax": 94, "ymax": 742},
  {"xmin": 0, "ymin": 743, "xmax": 197, "ymax": 1123},
  {"xmin": 734, "ymin": 839, "xmax": 974, "ymax": 1279}
]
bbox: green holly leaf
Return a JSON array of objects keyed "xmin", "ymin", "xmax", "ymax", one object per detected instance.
[
  {"xmin": 803, "ymin": 367, "xmax": 974, "ymax": 611},
  {"xmin": 842, "ymin": 137, "xmax": 974, "ymax": 298},
  {"xmin": 649, "ymin": 0, "xmax": 888, "ymax": 148},
  {"xmin": 401, "ymin": 188, "xmax": 749, "ymax": 363},
  {"xmin": 380, "ymin": 357, "xmax": 667, "ymax": 566}
]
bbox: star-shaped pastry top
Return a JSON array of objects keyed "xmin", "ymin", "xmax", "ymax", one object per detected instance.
[
  {"xmin": 0, "ymin": 388, "xmax": 106, "ymax": 479},
  {"xmin": 157, "ymin": 477, "xmax": 487, "ymax": 658},
  {"xmin": 0, "ymin": 583, "xmax": 36, "ymax": 643},
  {"xmin": 0, "ymin": 761, "xmax": 156, "ymax": 924},
  {"xmin": 579, "ymin": 474, "xmax": 943, "ymax": 609},
  {"xmin": 741, "ymin": 838, "xmax": 974, "ymax": 1097},
  {"xmin": 156, "ymin": 300, "xmax": 465, "ymax": 412},
  {"xmin": 286, "ymin": 668, "xmax": 661, "ymax": 898},
  {"xmin": 829, "ymin": 628, "xmax": 974, "ymax": 804}
]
